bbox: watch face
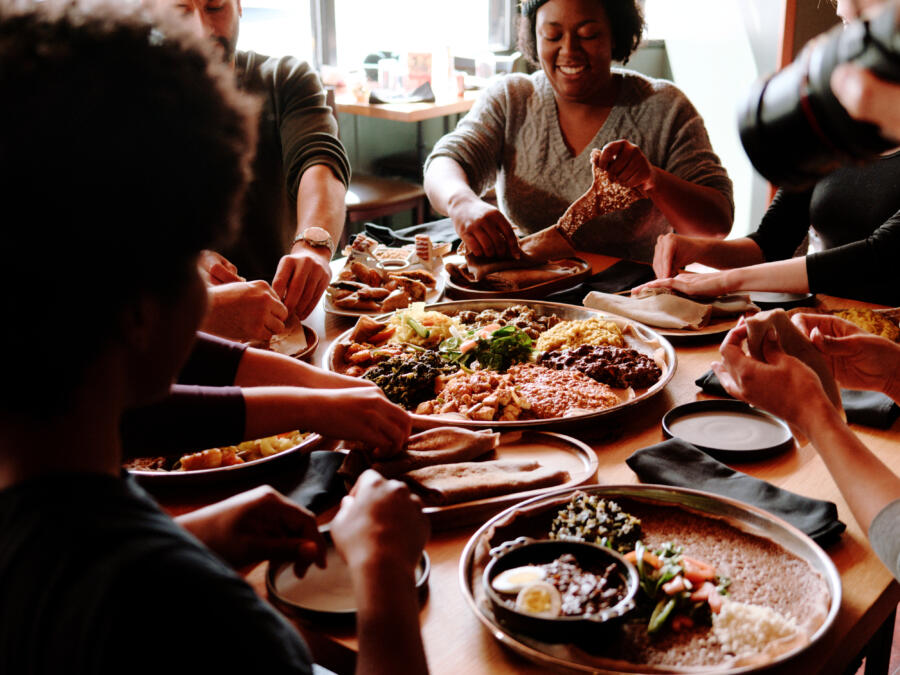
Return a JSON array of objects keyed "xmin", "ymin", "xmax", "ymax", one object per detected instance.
[{"xmin": 303, "ymin": 226, "xmax": 331, "ymax": 245}]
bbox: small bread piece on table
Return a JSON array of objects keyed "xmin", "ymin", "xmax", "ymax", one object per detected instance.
[
  {"xmin": 402, "ymin": 459, "xmax": 570, "ymax": 506},
  {"xmin": 340, "ymin": 427, "xmax": 501, "ymax": 482}
]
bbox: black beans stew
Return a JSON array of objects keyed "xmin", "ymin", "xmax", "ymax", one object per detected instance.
[{"xmin": 539, "ymin": 344, "xmax": 661, "ymax": 389}]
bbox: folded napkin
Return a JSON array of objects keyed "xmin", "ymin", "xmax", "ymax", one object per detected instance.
[
  {"xmin": 284, "ymin": 450, "xmax": 347, "ymax": 513},
  {"xmin": 626, "ymin": 439, "xmax": 846, "ymax": 546},
  {"xmin": 695, "ymin": 370, "xmax": 900, "ymax": 429}
]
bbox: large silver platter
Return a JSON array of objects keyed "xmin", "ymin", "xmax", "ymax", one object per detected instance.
[
  {"xmin": 459, "ymin": 484, "xmax": 842, "ymax": 674},
  {"xmin": 324, "ymin": 299, "xmax": 677, "ymax": 429}
]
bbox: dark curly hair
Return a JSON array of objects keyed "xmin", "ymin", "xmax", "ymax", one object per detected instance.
[
  {"xmin": 518, "ymin": 0, "xmax": 645, "ymax": 66},
  {"xmin": 0, "ymin": 0, "xmax": 259, "ymax": 415}
]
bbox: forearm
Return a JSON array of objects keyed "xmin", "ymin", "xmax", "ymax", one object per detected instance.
[
  {"xmin": 242, "ymin": 386, "xmax": 326, "ymax": 439},
  {"xmin": 802, "ymin": 403, "xmax": 900, "ymax": 531},
  {"xmin": 354, "ymin": 563, "xmax": 429, "ymax": 675},
  {"xmin": 424, "ymin": 157, "xmax": 479, "ymax": 218},
  {"xmin": 235, "ymin": 346, "xmax": 366, "ymax": 389},
  {"xmin": 718, "ymin": 257, "xmax": 810, "ymax": 294},
  {"xmin": 684, "ymin": 236, "xmax": 766, "ymax": 269},
  {"xmin": 293, "ymin": 164, "xmax": 346, "ymax": 246},
  {"xmin": 645, "ymin": 168, "xmax": 732, "ymax": 238}
]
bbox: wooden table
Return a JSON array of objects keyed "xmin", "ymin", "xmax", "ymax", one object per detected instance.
[
  {"xmin": 335, "ymin": 90, "xmax": 479, "ymax": 168},
  {"xmin": 161, "ymin": 252, "xmax": 900, "ymax": 674}
]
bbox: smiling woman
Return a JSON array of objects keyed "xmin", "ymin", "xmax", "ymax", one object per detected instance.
[{"xmin": 424, "ymin": 0, "xmax": 734, "ymax": 264}]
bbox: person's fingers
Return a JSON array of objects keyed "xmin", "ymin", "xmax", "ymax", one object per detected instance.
[
  {"xmin": 596, "ymin": 140, "xmax": 625, "ymax": 170},
  {"xmin": 481, "ymin": 221, "xmax": 510, "ymax": 259},
  {"xmin": 263, "ymin": 312, "xmax": 286, "ymax": 336},
  {"xmin": 496, "ymin": 219, "xmax": 522, "ymax": 259},
  {"xmin": 652, "ymin": 239, "xmax": 671, "ymax": 279},
  {"xmin": 744, "ymin": 317, "xmax": 774, "ymax": 361},
  {"xmin": 471, "ymin": 228, "xmax": 496, "ymax": 259},
  {"xmin": 271, "ymin": 259, "xmax": 293, "ymax": 299},
  {"xmin": 718, "ymin": 324, "xmax": 747, "ymax": 361},
  {"xmin": 210, "ymin": 262, "xmax": 244, "ymax": 284},
  {"xmin": 282, "ymin": 267, "xmax": 306, "ymax": 314},
  {"xmin": 269, "ymin": 295, "xmax": 290, "ymax": 321},
  {"xmin": 461, "ymin": 230, "xmax": 484, "ymax": 258},
  {"xmin": 711, "ymin": 361, "xmax": 742, "ymax": 399},
  {"xmin": 615, "ymin": 153, "xmax": 645, "ymax": 186},
  {"xmin": 295, "ymin": 275, "xmax": 329, "ymax": 320}
]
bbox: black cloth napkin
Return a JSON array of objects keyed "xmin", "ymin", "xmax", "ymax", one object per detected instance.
[
  {"xmin": 284, "ymin": 450, "xmax": 347, "ymax": 513},
  {"xmin": 695, "ymin": 369, "xmax": 900, "ymax": 429},
  {"xmin": 546, "ymin": 259, "xmax": 657, "ymax": 306},
  {"xmin": 626, "ymin": 438, "xmax": 846, "ymax": 547},
  {"xmin": 363, "ymin": 218, "xmax": 460, "ymax": 251}
]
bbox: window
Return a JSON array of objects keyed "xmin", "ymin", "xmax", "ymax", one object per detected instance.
[
  {"xmin": 236, "ymin": 0, "xmax": 314, "ymax": 63},
  {"xmin": 236, "ymin": 1, "xmax": 515, "ymax": 70},
  {"xmin": 320, "ymin": 0, "xmax": 516, "ymax": 69}
]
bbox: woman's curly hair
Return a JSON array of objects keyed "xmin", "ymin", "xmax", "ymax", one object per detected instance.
[{"xmin": 518, "ymin": 0, "xmax": 645, "ymax": 66}]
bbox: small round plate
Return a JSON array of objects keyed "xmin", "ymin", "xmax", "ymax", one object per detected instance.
[
  {"xmin": 748, "ymin": 291, "xmax": 816, "ymax": 311},
  {"xmin": 267, "ymin": 541, "xmax": 430, "ymax": 623},
  {"xmin": 662, "ymin": 399, "xmax": 794, "ymax": 461}
]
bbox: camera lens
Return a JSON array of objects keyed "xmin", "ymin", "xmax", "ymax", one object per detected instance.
[{"xmin": 739, "ymin": 3, "xmax": 900, "ymax": 190}]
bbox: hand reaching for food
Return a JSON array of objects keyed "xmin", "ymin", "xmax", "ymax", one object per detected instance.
[
  {"xmin": 304, "ymin": 385, "xmax": 412, "ymax": 458},
  {"xmin": 652, "ymin": 233, "xmax": 703, "ymax": 279},
  {"xmin": 633, "ymin": 270, "xmax": 735, "ymax": 299},
  {"xmin": 450, "ymin": 195, "xmax": 522, "ymax": 259},
  {"xmin": 175, "ymin": 485, "xmax": 327, "ymax": 574},
  {"xmin": 792, "ymin": 312, "xmax": 900, "ymax": 396},
  {"xmin": 202, "ymin": 280, "xmax": 289, "ymax": 342}
]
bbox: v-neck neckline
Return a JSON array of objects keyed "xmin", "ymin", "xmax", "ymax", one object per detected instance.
[{"xmin": 544, "ymin": 72, "xmax": 623, "ymax": 162}]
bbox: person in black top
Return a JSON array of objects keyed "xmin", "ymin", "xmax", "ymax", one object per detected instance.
[
  {"xmin": 0, "ymin": 3, "xmax": 429, "ymax": 675},
  {"xmin": 640, "ymin": 0, "xmax": 898, "ymax": 306},
  {"xmin": 641, "ymin": 155, "xmax": 900, "ymax": 306}
]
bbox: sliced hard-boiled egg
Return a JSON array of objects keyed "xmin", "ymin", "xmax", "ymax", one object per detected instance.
[
  {"xmin": 515, "ymin": 582, "xmax": 562, "ymax": 617},
  {"xmin": 491, "ymin": 565, "xmax": 546, "ymax": 594}
]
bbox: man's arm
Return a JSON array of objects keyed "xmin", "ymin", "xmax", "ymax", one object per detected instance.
[{"xmin": 272, "ymin": 164, "xmax": 346, "ymax": 320}]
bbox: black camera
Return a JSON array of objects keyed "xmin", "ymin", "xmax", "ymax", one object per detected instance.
[{"xmin": 739, "ymin": 1, "xmax": 900, "ymax": 190}]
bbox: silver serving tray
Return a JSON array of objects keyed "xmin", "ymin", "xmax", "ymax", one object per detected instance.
[
  {"xmin": 323, "ymin": 299, "xmax": 677, "ymax": 429},
  {"xmin": 459, "ymin": 484, "xmax": 842, "ymax": 674}
]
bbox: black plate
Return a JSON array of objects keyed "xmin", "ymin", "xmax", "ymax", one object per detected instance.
[
  {"xmin": 748, "ymin": 291, "xmax": 816, "ymax": 310},
  {"xmin": 662, "ymin": 399, "xmax": 794, "ymax": 461}
]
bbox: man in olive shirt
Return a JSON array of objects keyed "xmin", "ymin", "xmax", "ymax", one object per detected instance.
[{"xmin": 162, "ymin": 0, "xmax": 350, "ymax": 338}]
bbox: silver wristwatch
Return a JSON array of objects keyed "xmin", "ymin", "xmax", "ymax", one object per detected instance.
[{"xmin": 292, "ymin": 226, "xmax": 335, "ymax": 255}]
